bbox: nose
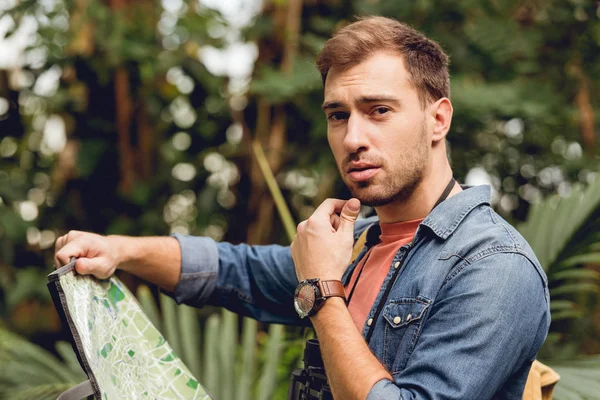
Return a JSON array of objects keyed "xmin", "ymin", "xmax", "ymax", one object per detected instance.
[{"xmin": 343, "ymin": 114, "xmax": 369, "ymax": 154}]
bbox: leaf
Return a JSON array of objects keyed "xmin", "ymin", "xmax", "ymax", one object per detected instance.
[
  {"xmin": 550, "ymin": 283, "xmax": 599, "ymax": 297},
  {"xmin": 551, "ymin": 269, "xmax": 600, "ymax": 282},
  {"xmin": 179, "ymin": 305, "xmax": 201, "ymax": 379},
  {"xmin": 203, "ymin": 313, "xmax": 220, "ymax": 398},
  {"xmin": 559, "ymin": 253, "xmax": 600, "ymax": 269},
  {"xmin": 550, "ymin": 300, "xmax": 577, "ymax": 311},
  {"xmin": 54, "ymin": 341, "xmax": 86, "ymax": 381},
  {"xmin": 250, "ymin": 57, "xmax": 321, "ymax": 104},
  {"xmin": 220, "ymin": 309, "xmax": 237, "ymax": 400},
  {"xmin": 5, "ymin": 267, "xmax": 52, "ymax": 308},
  {"xmin": 2, "ymin": 383, "xmax": 77, "ymax": 400},
  {"xmin": 518, "ymin": 178, "xmax": 600, "ymax": 271},
  {"xmin": 159, "ymin": 293, "xmax": 182, "ymax": 357},
  {"xmin": 550, "ymin": 310, "xmax": 583, "ymax": 321},
  {"xmin": 237, "ymin": 318, "xmax": 257, "ymax": 400},
  {"xmin": 256, "ymin": 324, "xmax": 284, "ymax": 400},
  {"xmin": 0, "ymin": 327, "xmax": 82, "ymax": 392},
  {"xmin": 136, "ymin": 285, "xmax": 161, "ymax": 332}
]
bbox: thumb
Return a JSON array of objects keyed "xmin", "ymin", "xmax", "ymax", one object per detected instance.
[
  {"xmin": 75, "ymin": 257, "xmax": 112, "ymax": 279},
  {"xmin": 338, "ymin": 198, "xmax": 361, "ymax": 233}
]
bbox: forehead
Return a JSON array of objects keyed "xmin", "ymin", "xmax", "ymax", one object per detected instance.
[{"xmin": 323, "ymin": 51, "xmax": 414, "ymax": 103}]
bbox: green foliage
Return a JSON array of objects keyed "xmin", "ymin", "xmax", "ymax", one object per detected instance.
[
  {"xmin": 519, "ymin": 177, "xmax": 600, "ymax": 272},
  {"xmin": 1, "ymin": 0, "xmax": 600, "ymax": 397},
  {"xmin": 517, "ymin": 176, "xmax": 600, "ymax": 358},
  {"xmin": 515, "ymin": 176, "xmax": 600, "ymax": 397},
  {"xmin": 251, "ymin": 57, "xmax": 321, "ymax": 104},
  {"xmin": 135, "ymin": 292, "xmax": 295, "ymax": 400},
  {"xmin": 0, "ymin": 326, "xmax": 87, "ymax": 399}
]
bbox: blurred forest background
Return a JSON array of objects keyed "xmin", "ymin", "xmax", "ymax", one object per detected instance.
[{"xmin": 1, "ymin": 0, "xmax": 600, "ymax": 399}]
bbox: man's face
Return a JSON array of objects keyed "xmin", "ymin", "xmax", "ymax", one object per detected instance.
[{"xmin": 323, "ymin": 51, "xmax": 431, "ymax": 207}]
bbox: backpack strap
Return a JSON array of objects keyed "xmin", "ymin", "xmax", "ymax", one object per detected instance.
[
  {"xmin": 56, "ymin": 379, "xmax": 94, "ymax": 400},
  {"xmin": 351, "ymin": 224, "xmax": 374, "ymax": 264}
]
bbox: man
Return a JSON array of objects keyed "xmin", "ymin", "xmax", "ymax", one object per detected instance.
[{"xmin": 55, "ymin": 16, "xmax": 550, "ymax": 399}]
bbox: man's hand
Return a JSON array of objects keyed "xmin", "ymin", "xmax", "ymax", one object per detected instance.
[
  {"xmin": 290, "ymin": 198, "xmax": 361, "ymax": 282},
  {"xmin": 54, "ymin": 231, "xmax": 121, "ymax": 279}
]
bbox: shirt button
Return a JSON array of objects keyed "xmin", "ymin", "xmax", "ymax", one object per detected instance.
[
  {"xmin": 393, "ymin": 316, "xmax": 401, "ymax": 324},
  {"xmin": 406, "ymin": 313, "xmax": 412, "ymax": 322},
  {"xmin": 367, "ymin": 318, "xmax": 373, "ymax": 326},
  {"xmin": 393, "ymin": 261, "xmax": 400, "ymax": 269}
]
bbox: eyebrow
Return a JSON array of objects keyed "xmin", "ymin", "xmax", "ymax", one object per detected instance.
[{"xmin": 321, "ymin": 95, "xmax": 402, "ymax": 111}]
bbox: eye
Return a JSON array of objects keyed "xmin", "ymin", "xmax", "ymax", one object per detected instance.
[
  {"xmin": 373, "ymin": 107, "xmax": 390, "ymax": 115},
  {"xmin": 328, "ymin": 112, "xmax": 349, "ymax": 121}
]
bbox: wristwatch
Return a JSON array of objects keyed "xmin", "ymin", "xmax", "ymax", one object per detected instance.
[{"xmin": 294, "ymin": 278, "xmax": 346, "ymax": 319}]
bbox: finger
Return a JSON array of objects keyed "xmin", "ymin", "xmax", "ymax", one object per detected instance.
[
  {"xmin": 312, "ymin": 198, "xmax": 348, "ymax": 219},
  {"xmin": 337, "ymin": 198, "xmax": 361, "ymax": 233},
  {"xmin": 55, "ymin": 240, "xmax": 86, "ymax": 268},
  {"xmin": 296, "ymin": 220, "xmax": 307, "ymax": 233},
  {"xmin": 67, "ymin": 230, "xmax": 85, "ymax": 240},
  {"xmin": 55, "ymin": 234, "xmax": 66, "ymax": 253},
  {"xmin": 54, "ymin": 235, "xmax": 69, "ymax": 268},
  {"xmin": 54, "ymin": 231, "xmax": 84, "ymax": 267},
  {"xmin": 75, "ymin": 257, "xmax": 109, "ymax": 278},
  {"xmin": 330, "ymin": 213, "xmax": 341, "ymax": 230}
]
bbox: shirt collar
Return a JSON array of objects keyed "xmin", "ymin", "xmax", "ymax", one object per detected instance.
[
  {"xmin": 361, "ymin": 184, "xmax": 491, "ymax": 245},
  {"xmin": 420, "ymin": 184, "xmax": 491, "ymax": 240}
]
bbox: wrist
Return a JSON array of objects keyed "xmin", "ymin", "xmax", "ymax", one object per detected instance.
[
  {"xmin": 309, "ymin": 296, "xmax": 347, "ymax": 322},
  {"xmin": 105, "ymin": 235, "xmax": 128, "ymax": 270}
]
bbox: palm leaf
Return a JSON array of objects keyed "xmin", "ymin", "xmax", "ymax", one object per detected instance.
[
  {"xmin": 203, "ymin": 313, "xmax": 221, "ymax": 397},
  {"xmin": 0, "ymin": 327, "xmax": 86, "ymax": 399},
  {"xmin": 256, "ymin": 324, "xmax": 285, "ymax": 400},
  {"xmin": 136, "ymin": 284, "xmax": 162, "ymax": 332},
  {"xmin": 220, "ymin": 309, "xmax": 237, "ymax": 400},
  {"xmin": 237, "ymin": 318, "xmax": 258, "ymax": 400},
  {"xmin": 160, "ymin": 293, "xmax": 182, "ymax": 356},
  {"xmin": 179, "ymin": 304, "xmax": 202, "ymax": 379},
  {"xmin": 558, "ymin": 253, "xmax": 600, "ymax": 269},
  {"xmin": 2, "ymin": 383, "xmax": 80, "ymax": 400},
  {"xmin": 518, "ymin": 178, "xmax": 600, "ymax": 271},
  {"xmin": 551, "ymin": 269, "xmax": 600, "ymax": 281}
]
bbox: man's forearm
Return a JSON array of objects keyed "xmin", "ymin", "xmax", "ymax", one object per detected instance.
[
  {"xmin": 310, "ymin": 297, "xmax": 393, "ymax": 400},
  {"xmin": 108, "ymin": 235, "xmax": 181, "ymax": 292}
]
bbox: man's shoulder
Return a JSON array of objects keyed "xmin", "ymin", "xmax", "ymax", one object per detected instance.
[{"xmin": 445, "ymin": 203, "xmax": 547, "ymax": 283}]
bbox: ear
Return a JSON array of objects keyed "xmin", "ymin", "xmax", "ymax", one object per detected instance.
[{"xmin": 429, "ymin": 98, "xmax": 453, "ymax": 143}]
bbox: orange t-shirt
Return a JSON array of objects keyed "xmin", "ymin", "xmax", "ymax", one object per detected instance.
[{"xmin": 345, "ymin": 218, "xmax": 423, "ymax": 331}]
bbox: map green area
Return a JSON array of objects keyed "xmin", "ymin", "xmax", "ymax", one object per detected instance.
[{"xmin": 51, "ymin": 265, "xmax": 211, "ymax": 399}]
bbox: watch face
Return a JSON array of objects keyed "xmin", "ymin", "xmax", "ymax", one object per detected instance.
[{"xmin": 294, "ymin": 282, "xmax": 316, "ymax": 318}]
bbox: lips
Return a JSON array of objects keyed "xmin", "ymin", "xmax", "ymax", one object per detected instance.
[{"xmin": 346, "ymin": 162, "xmax": 381, "ymax": 182}]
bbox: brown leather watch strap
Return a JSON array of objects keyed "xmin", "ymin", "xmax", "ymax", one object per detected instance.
[{"xmin": 317, "ymin": 280, "xmax": 346, "ymax": 299}]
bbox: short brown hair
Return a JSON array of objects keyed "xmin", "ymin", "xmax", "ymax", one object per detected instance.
[{"xmin": 316, "ymin": 16, "xmax": 450, "ymax": 107}]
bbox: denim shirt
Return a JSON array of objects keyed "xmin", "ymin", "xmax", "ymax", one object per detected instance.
[{"xmin": 171, "ymin": 185, "xmax": 550, "ymax": 399}]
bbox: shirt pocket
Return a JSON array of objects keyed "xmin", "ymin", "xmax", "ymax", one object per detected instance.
[{"xmin": 382, "ymin": 297, "xmax": 430, "ymax": 372}]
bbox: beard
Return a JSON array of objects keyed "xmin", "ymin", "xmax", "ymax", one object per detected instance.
[{"xmin": 342, "ymin": 123, "xmax": 429, "ymax": 207}]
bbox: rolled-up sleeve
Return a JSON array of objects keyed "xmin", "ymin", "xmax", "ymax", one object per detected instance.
[
  {"xmin": 171, "ymin": 234, "xmax": 219, "ymax": 306},
  {"xmin": 367, "ymin": 379, "xmax": 400, "ymax": 400},
  {"xmin": 169, "ymin": 233, "xmax": 305, "ymax": 325}
]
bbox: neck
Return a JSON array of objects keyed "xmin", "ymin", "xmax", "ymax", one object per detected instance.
[{"xmin": 375, "ymin": 162, "xmax": 461, "ymax": 224}]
